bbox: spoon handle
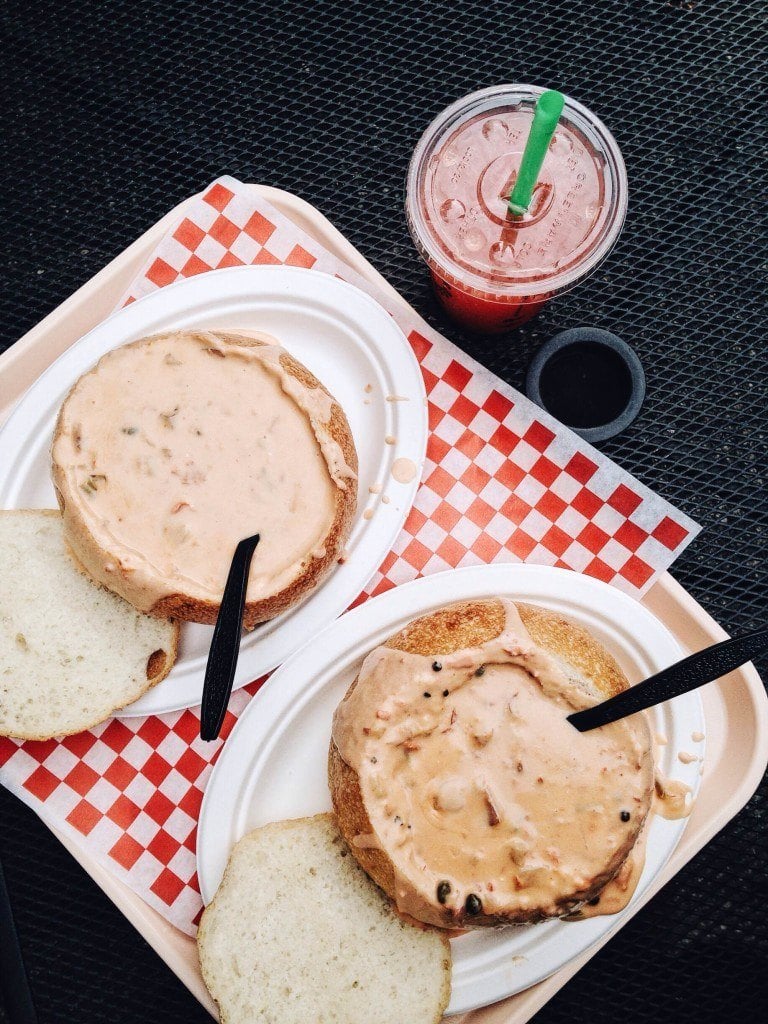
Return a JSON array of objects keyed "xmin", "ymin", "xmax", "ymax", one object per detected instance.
[
  {"xmin": 200, "ymin": 534, "xmax": 260, "ymax": 741},
  {"xmin": 568, "ymin": 626, "xmax": 768, "ymax": 732}
]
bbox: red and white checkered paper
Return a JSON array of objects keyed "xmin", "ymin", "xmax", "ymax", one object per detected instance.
[{"xmin": 0, "ymin": 177, "xmax": 699, "ymax": 935}]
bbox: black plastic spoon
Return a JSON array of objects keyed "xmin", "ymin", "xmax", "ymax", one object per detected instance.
[
  {"xmin": 569, "ymin": 626, "xmax": 768, "ymax": 732},
  {"xmin": 200, "ymin": 534, "xmax": 260, "ymax": 741}
]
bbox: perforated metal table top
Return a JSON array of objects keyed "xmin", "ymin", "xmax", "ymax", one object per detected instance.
[{"xmin": 0, "ymin": 2, "xmax": 765, "ymax": 1022}]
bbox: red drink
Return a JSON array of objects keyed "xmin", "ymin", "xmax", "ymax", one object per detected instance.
[{"xmin": 406, "ymin": 85, "xmax": 628, "ymax": 334}]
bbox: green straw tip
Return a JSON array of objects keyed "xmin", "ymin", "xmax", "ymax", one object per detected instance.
[{"xmin": 538, "ymin": 89, "xmax": 565, "ymax": 124}]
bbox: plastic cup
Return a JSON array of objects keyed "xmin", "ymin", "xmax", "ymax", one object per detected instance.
[{"xmin": 405, "ymin": 85, "xmax": 628, "ymax": 334}]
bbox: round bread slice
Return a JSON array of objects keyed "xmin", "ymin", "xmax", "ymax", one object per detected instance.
[
  {"xmin": 0, "ymin": 510, "xmax": 178, "ymax": 739},
  {"xmin": 329, "ymin": 598, "xmax": 654, "ymax": 929},
  {"xmin": 51, "ymin": 329, "xmax": 358, "ymax": 627},
  {"xmin": 197, "ymin": 814, "xmax": 451, "ymax": 1024}
]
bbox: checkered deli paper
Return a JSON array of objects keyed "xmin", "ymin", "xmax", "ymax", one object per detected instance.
[{"xmin": 0, "ymin": 177, "xmax": 699, "ymax": 935}]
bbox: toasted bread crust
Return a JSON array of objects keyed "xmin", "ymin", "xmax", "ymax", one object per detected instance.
[
  {"xmin": 52, "ymin": 331, "xmax": 358, "ymax": 628},
  {"xmin": 329, "ymin": 598, "xmax": 651, "ymax": 928}
]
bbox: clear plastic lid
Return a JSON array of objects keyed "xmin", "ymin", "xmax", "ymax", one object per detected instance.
[{"xmin": 406, "ymin": 85, "xmax": 628, "ymax": 297}]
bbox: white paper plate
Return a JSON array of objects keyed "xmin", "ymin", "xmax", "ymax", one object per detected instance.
[
  {"xmin": 197, "ymin": 564, "xmax": 704, "ymax": 1015},
  {"xmin": 0, "ymin": 266, "xmax": 427, "ymax": 716}
]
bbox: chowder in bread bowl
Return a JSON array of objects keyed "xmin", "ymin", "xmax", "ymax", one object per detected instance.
[
  {"xmin": 51, "ymin": 328, "xmax": 358, "ymax": 627},
  {"xmin": 330, "ymin": 598, "xmax": 654, "ymax": 929}
]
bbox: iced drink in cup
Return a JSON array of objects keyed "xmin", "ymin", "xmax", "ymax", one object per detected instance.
[{"xmin": 405, "ymin": 85, "xmax": 628, "ymax": 333}]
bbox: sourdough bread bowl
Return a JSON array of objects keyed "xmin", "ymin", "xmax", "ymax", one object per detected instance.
[
  {"xmin": 51, "ymin": 329, "xmax": 358, "ymax": 628},
  {"xmin": 197, "ymin": 813, "xmax": 451, "ymax": 1024},
  {"xmin": 0, "ymin": 510, "xmax": 178, "ymax": 739},
  {"xmin": 329, "ymin": 598, "xmax": 653, "ymax": 929}
]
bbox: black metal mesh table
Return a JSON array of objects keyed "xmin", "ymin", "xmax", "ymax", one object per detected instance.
[{"xmin": 1, "ymin": 1, "xmax": 765, "ymax": 1021}]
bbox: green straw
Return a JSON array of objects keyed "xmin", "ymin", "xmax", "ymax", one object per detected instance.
[{"xmin": 507, "ymin": 89, "xmax": 565, "ymax": 216}]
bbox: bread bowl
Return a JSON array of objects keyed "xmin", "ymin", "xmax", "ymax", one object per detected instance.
[
  {"xmin": 0, "ymin": 509, "xmax": 178, "ymax": 738},
  {"xmin": 51, "ymin": 328, "xmax": 358, "ymax": 627},
  {"xmin": 329, "ymin": 597, "xmax": 653, "ymax": 928},
  {"xmin": 197, "ymin": 813, "xmax": 451, "ymax": 1024}
]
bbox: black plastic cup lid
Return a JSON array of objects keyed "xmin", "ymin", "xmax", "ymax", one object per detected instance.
[{"xmin": 525, "ymin": 327, "xmax": 645, "ymax": 443}]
